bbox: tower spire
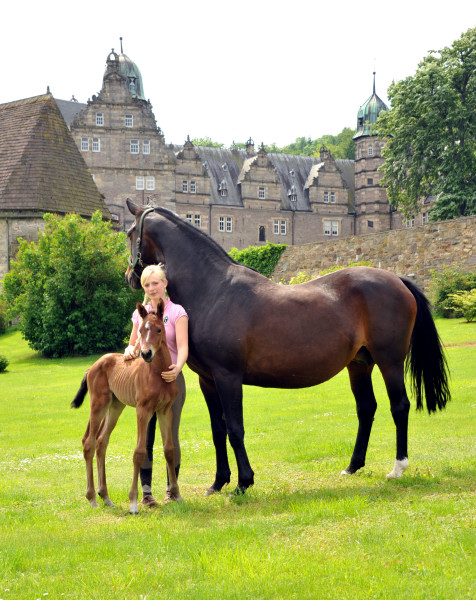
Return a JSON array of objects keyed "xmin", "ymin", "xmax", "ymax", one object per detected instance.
[
  {"xmin": 373, "ymin": 70, "xmax": 376, "ymax": 95},
  {"xmin": 120, "ymin": 37, "xmax": 123, "ymax": 53}
]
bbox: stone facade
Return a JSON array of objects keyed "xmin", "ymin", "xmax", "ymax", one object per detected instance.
[
  {"xmin": 66, "ymin": 49, "xmax": 411, "ymax": 251},
  {"xmin": 272, "ymin": 215, "xmax": 476, "ymax": 292}
]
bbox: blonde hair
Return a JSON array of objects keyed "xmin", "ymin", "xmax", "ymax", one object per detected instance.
[{"xmin": 140, "ymin": 264, "xmax": 167, "ymax": 305}]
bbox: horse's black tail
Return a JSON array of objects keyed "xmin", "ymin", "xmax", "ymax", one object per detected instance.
[
  {"xmin": 401, "ymin": 278, "xmax": 451, "ymax": 413},
  {"xmin": 71, "ymin": 372, "xmax": 89, "ymax": 409}
]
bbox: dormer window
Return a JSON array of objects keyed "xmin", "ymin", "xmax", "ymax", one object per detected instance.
[
  {"xmin": 288, "ymin": 185, "xmax": 297, "ymax": 202},
  {"xmin": 219, "ymin": 180, "xmax": 228, "ymax": 198}
]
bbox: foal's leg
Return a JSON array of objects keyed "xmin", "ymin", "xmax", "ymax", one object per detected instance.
[
  {"xmin": 343, "ymin": 361, "xmax": 377, "ymax": 475},
  {"xmin": 380, "ymin": 363, "xmax": 410, "ymax": 479},
  {"xmin": 129, "ymin": 403, "xmax": 153, "ymax": 514},
  {"xmin": 96, "ymin": 397, "xmax": 125, "ymax": 506},
  {"xmin": 82, "ymin": 391, "xmax": 111, "ymax": 507},
  {"xmin": 199, "ymin": 376, "xmax": 232, "ymax": 495},
  {"xmin": 157, "ymin": 408, "xmax": 182, "ymax": 502}
]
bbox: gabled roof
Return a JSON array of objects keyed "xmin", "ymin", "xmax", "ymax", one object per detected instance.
[{"xmin": 0, "ymin": 94, "xmax": 110, "ymax": 218}]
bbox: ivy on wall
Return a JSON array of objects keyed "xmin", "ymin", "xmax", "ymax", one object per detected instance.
[{"xmin": 229, "ymin": 243, "xmax": 287, "ymax": 278}]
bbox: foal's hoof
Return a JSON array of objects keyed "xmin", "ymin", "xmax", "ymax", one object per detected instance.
[
  {"xmin": 129, "ymin": 502, "xmax": 139, "ymax": 514},
  {"xmin": 164, "ymin": 491, "xmax": 183, "ymax": 504},
  {"xmin": 386, "ymin": 458, "xmax": 409, "ymax": 480}
]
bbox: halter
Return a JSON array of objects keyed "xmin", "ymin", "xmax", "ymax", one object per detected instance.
[{"xmin": 128, "ymin": 207, "xmax": 156, "ymax": 272}]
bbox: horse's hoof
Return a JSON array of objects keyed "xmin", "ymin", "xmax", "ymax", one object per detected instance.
[
  {"xmin": 205, "ymin": 486, "xmax": 217, "ymax": 497},
  {"xmin": 386, "ymin": 458, "xmax": 409, "ymax": 480},
  {"xmin": 129, "ymin": 503, "xmax": 139, "ymax": 514},
  {"xmin": 103, "ymin": 498, "xmax": 114, "ymax": 507},
  {"xmin": 164, "ymin": 491, "xmax": 182, "ymax": 504},
  {"xmin": 341, "ymin": 469, "xmax": 352, "ymax": 476},
  {"xmin": 89, "ymin": 499, "xmax": 99, "ymax": 508}
]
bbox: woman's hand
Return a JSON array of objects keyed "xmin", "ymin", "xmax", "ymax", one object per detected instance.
[
  {"xmin": 162, "ymin": 364, "xmax": 180, "ymax": 382},
  {"xmin": 124, "ymin": 344, "xmax": 138, "ymax": 361}
]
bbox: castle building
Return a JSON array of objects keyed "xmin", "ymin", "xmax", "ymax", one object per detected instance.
[{"xmin": 63, "ymin": 47, "xmax": 403, "ymax": 251}]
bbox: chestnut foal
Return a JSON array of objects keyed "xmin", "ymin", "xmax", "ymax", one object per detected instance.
[{"xmin": 71, "ymin": 300, "xmax": 181, "ymax": 513}]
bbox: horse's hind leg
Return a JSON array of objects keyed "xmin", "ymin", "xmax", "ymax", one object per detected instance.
[
  {"xmin": 380, "ymin": 363, "xmax": 410, "ymax": 479},
  {"xmin": 96, "ymin": 397, "xmax": 125, "ymax": 506},
  {"xmin": 82, "ymin": 391, "xmax": 111, "ymax": 507},
  {"xmin": 343, "ymin": 360, "xmax": 377, "ymax": 475}
]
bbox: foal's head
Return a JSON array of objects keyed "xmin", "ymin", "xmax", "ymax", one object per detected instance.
[{"xmin": 137, "ymin": 300, "xmax": 166, "ymax": 363}]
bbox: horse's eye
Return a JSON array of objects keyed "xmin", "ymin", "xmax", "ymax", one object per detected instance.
[{"xmin": 157, "ymin": 328, "xmax": 162, "ymax": 334}]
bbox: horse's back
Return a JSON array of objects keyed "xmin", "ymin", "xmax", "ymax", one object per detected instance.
[{"xmin": 88, "ymin": 353, "xmax": 138, "ymax": 407}]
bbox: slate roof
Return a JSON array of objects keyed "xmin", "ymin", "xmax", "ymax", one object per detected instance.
[
  {"xmin": 0, "ymin": 94, "xmax": 110, "ymax": 218},
  {"xmin": 55, "ymin": 98, "xmax": 87, "ymax": 127}
]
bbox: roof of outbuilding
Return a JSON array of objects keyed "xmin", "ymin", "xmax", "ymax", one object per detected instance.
[{"xmin": 0, "ymin": 94, "xmax": 110, "ymax": 218}]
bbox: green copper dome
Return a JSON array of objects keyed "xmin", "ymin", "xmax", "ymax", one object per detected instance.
[
  {"xmin": 353, "ymin": 73, "xmax": 388, "ymax": 139},
  {"xmin": 118, "ymin": 52, "xmax": 146, "ymax": 100},
  {"xmin": 104, "ymin": 45, "xmax": 146, "ymax": 101}
]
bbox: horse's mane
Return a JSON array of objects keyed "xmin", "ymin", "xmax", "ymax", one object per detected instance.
[{"xmin": 151, "ymin": 207, "xmax": 243, "ymax": 267}]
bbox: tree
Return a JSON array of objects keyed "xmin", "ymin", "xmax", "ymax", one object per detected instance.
[
  {"xmin": 2, "ymin": 211, "xmax": 141, "ymax": 357},
  {"xmin": 377, "ymin": 28, "xmax": 476, "ymax": 219}
]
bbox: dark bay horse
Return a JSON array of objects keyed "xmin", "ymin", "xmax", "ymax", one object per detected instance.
[
  {"xmin": 125, "ymin": 200, "xmax": 450, "ymax": 495},
  {"xmin": 71, "ymin": 301, "xmax": 181, "ymax": 512}
]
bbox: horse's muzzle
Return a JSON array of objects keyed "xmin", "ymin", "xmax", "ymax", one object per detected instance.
[
  {"xmin": 125, "ymin": 267, "xmax": 142, "ymax": 290},
  {"xmin": 141, "ymin": 349, "xmax": 153, "ymax": 363}
]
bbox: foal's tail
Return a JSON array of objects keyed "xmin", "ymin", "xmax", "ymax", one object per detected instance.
[
  {"xmin": 401, "ymin": 278, "xmax": 451, "ymax": 413},
  {"xmin": 71, "ymin": 372, "xmax": 88, "ymax": 409}
]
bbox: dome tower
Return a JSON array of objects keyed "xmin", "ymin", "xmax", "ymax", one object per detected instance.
[{"xmin": 353, "ymin": 73, "xmax": 392, "ymax": 234}]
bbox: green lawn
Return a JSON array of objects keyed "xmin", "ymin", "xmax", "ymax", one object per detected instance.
[{"xmin": 0, "ymin": 319, "xmax": 474, "ymax": 600}]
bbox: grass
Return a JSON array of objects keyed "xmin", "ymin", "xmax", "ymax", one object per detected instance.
[{"xmin": 0, "ymin": 319, "xmax": 474, "ymax": 600}]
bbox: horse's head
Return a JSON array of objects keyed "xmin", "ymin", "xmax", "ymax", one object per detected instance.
[
  {"xmin": 137, "ymin": 299, "xmax": 166, "ymax": 363},
  {"xmin": 125, "ymin": 200, "xmax": 165, "ymax": 289}
]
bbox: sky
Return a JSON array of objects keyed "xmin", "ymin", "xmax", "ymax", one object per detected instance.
[{"xmin": 2, "ymin": 1, "xmax": 475, "ymax": 148}]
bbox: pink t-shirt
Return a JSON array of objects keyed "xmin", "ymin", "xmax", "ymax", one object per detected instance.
[{"xmin": 132, "ymin": 299, "xmax": 188, "ymax": 364}]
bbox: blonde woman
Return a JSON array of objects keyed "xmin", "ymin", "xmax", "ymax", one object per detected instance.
[{"xmin": 125, "ymin": 264, "xmax": 189, "ymax": 505}]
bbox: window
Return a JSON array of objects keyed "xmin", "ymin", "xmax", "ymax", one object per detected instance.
[
  {"xmin": 143, "ymin": 140, "xmax": 150, "ymax": 154},
  {"xmin": 368, "ymin": 145, "xmax": 373, "ymax": 156},
  {"xmin": 330, "ymin": 192, "xmax": 336, "ymax": 203},
  {"xmin": 182, "ymin": 180, "xmax": 188, "ymax": 193},
  {"xmin": 96, "ymin": 113, "xmax": 104, "ymax": 126},
  {"xmin": 324, "ymin": 220, "xmax": 339, "ymax": 236},
  {"xmin": 194, "ymin": 214, "xmax": 201, "ymax": 228},
  {"xmin": 367, "ymin": 178, "xmax": 373, "ymax": 185},
  {"xmin": 81, "ymin": 137, "xmax": 89, "ymax": 151},
  {"xmin": 186, "ymin": 213, "xmax": 192, "ymax": 223},
  {"xmin": 136, "ymin": 176, "xmax": 145, "ymax": 190},
  {"xmin": 92, "ymin": 138, "xmax": 100, "ymax": 152},
  {"xmin": 422, "ymin": 212, "xmax": 428, "ymax": 225},
  {"xmin": 406, "ymin": 216, "xmax": 415, "ymax": 228},
  {"xmin": 146, "ymin": 176, "xmax": 155, "ymax": 191},
  {"xmin": 219, "ymin": 180, "xmax": 227, "ymax": 198},
  {"xmin": 130, "ymin": 140, "xmax": 139, "ymax": 154},
  {"xmin": 274, "ymin": 219, "xmax": 287, "ymax": 235},
  {"xmin": 324, "ymin": 191, "xmax": 329, "ymax": 203},
  {"xmin": 259, "ymin": 187, "xmax": 265, "ymax": 199},
  {"xmin": 125, "ymin": 114, "xmax": 133, "ymax": 127},
  {"xmin": 190, "ymin": 181, "xmax": 196, "ymax": 194},
  {"xmin": 218, "ymin": 216, "xmax": 233, "ymax": 232},
  {"xmin": 288, "ymin": 185, "xmax": 297, "ymax": 202},
  {"xmin": 259, "ymin": 226, "xmax": 266, "ymax": 242}
]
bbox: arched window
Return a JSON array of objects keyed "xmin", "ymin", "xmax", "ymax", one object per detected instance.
[{"xmin": 259, "ymin": 226, "xmax": 266, "ymax": 242}]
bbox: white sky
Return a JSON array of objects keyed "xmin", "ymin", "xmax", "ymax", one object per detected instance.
[{"xmin": 2, "ymin": 0, "xmax": 475, "ymax": 147}]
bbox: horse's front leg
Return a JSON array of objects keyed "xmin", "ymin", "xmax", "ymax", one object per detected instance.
[
  {"xmin": 199, "ymin": 376, "xmax": 231, "ymax": 495},
  {"xmin": 129, "ymin": 404, "xmax": 152, "ymax": 514},
  {"xmin": 96, "ymin": 398, "xmax": 125, "ymax": 506},
  {"xmin": 157, "ymin": 408, "xmax": 182, "ymax": 503},
  {"xmin": 213, "ymin": 371, "xmax": 254, "ymax": 495}
]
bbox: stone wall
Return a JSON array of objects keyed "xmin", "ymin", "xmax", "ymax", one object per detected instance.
[
  {"xmin": 0, "ymin": 217, "xmax": 46, "ymax": 279},
  {"xmin": 272, "ymin": 215, "xmax": 476, "ymax": 291}
]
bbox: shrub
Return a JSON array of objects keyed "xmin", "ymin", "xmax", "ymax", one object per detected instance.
[
  {"xmin": 0, "ymin": 297, "xmax": 7, "ymax": 335},
  {"xmin": 448, "ymin": 289, "xmax": 476, "ymax": 322},
  {"xmin": 431, "ymin": 267, "xmax": 476, "ymax": 317},
  {"xmin": 0, "ymin": 354, "xmax": 8, "ymax": 373},
  {"xmin": 1, "ymin": 211, "xmax": 141, "ymax": 357},
  {"xmin": 229, "ymin": 243, "xmax": 287, "ymax": 278}
]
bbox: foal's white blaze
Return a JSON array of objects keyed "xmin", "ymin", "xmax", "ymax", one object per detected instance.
[
  {"xmin": 144, "ymin": 321, "xmax": 151, "ymax": 344},
  {"xmin": 386, "ymin": 457, "xmax": 409, "ymax": 480}
]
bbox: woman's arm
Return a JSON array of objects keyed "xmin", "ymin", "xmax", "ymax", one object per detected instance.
[
  {"xmin": 162, "ymin": 316, "xmax": 189, "ymax": 381},
  {"xmin": 124, "ymin": 323, "xmax": 139, "ymax": 360}
]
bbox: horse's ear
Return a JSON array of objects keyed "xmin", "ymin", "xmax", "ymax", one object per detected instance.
[
  {"xmin": 157, "ymin": 298, "xmax": 165, "ymax": 319},
  {"xmin": 127, "ymin": 198, "xmax": 140, "ymax": 216},
  {"xmin": 137, "ymin": 302, "xmax": 148, "ymax": 319}
]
